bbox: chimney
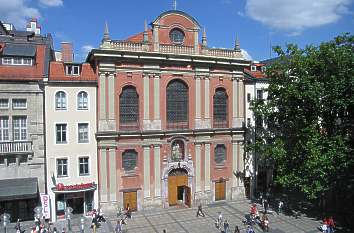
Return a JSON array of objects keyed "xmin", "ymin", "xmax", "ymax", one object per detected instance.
[{"xmin": 61, "ymin": 42, "xmax": 73, "ymax": 63}]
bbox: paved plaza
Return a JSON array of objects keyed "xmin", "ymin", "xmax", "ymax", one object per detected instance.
[{"xmin": 5, "ymin": 199, "xmax": 330, "ymax": 233}]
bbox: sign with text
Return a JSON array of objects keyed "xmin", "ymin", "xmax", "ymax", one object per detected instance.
[{"xmin": 40, "ymin": 193, "xmax": 51, "ymax": 219}]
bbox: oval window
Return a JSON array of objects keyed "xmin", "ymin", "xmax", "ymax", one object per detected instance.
[{"xmin": 170, "ymin": 28, "xmax": 185, "ymax": 44}]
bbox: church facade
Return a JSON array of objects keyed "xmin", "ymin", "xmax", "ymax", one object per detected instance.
[{"xmin": 88, "ymin": 10, "xmax": 250, "ymax": 211}]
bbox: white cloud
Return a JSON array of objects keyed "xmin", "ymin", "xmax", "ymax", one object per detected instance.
[
  {"xmin": 39, "ymin": 0, "xmax": 63, "ymax": 7},
  {"xmin": 245, "ymin": 0, "xmax": 352, "ymax": 34},
  {"xmin": 0, "ymin": 0, "xmax": 40, "ymax": 28},
  {"xmin": 81, "ymin": 45, "xmax": 94, "ymax": 54},
  {"xmin": 241, "ymin": 49, "xmax": 252, "ymax": 60}
]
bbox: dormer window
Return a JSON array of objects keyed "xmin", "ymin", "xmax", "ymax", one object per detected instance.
[
  {"xmin": 251, "ymin": 65, "xmax": 257, "ymax": 71},
  {"xmin": 1, "ymin": 57, "xmax": 33, "ymax": 66},
  {"xmin": 65, "ymin": 65, "xmax": 80, "ymax": 76},
  {"xmin": 170, "ymin": 28, "xmax": 185, "ymax": 44}
]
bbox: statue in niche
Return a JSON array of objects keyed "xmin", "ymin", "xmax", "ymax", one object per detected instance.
[{"xmin": 171, "ymin": 140, "xmax": 184, "ymax": 161}]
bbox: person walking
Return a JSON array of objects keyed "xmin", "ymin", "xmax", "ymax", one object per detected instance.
[
  {"xmin": 223, "ymin": 219, "xmax": 230, "ymax": 233},
  {"xmin": 234, "ymin": 225, "xmax": 240, "ymax": 233},
  {"xmin": 278, "ymin": 200, "xmax": 284, "ymax": 214},
  {"xmin": 246, "ymin": 225, "xmax": 255, "ymax": 233},
  {"xmin": 196, "ymin": 203, "xmax": 205, "ymax": 217},
  {"xmin": 115, "ymin": 220, "xmax": 122, "ymax": 233},
  {"xmin": 216, "ymin": 211, "xmax": 223, "ymax": 229},
  {"xmin": 328, "ymin": 216, "xmax": 335, "ymax": 233}
]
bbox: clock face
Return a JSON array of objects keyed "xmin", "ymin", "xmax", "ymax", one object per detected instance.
[{"xmin": 170, "ymin": 28, "xmax": 185, "ymax": 44}]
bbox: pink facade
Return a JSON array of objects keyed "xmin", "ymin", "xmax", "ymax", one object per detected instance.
[{"xmin": 89, "ymin": 10, "xmax": 249, "ymax": 211}]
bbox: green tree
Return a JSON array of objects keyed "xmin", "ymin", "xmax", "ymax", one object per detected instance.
[{"xmin": 252, "ymin": 33, "xmax": 354, "ymax": 203}]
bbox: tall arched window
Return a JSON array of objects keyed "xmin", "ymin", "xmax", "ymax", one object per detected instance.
[
  {"xmin": 77, "ymin": 91, "xmax": 88, "ymax": 110},
  {"xmin": 55, "ymin": 91, "xmax": 66, "ymax": 110},
  {"xmin": 213, "ymin": 88, "xmax": 228, "ymax": 128},
  {"xmin": 166, "ymin": 80, "xmax": 188, "ymax": 129},
  {"xmin": 215, "ymin": 144, "xmax": 226, "ymax": 165},
  {"xmin": 120, "ymin": 86, "xmax": 139, "ymax": 131},
  {"xmin": 122, "ymin": 150, "xmax": 137, "ymax": 171}
]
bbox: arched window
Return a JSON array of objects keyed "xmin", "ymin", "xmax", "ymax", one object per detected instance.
[
  {"xmin": 166, "ymin": 80, "xmax": 188, "ymax": 129},
  {"xmin": 215, "ymin": 144, "xmax": 226, "ymax": 165},
  {"xmin": 77, "ymin": 91, "xmax": 88, "ymax": 110},
  {"xmin": 213, "ymin": 88, "xmax": 228, "ymax": 128},
  {"xmin": 170, "ymin": 28, "xmax": 185, "ymax": 44},
  {"xmin": 122, "ymin": 150, "xmax": 137, "ymax": 171},
  {"xmin": 120, "ymin": 86, "xmax": 139, "ymax": 131},
  {"xmin": 55, "ymin": 91, "xmax": 66, "ymax": 110}
]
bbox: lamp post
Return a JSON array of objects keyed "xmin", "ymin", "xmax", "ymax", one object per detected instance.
[
  {"xmin": 65, "ymin": 207, "xmax": 73, "ymax": 232},
  {"xmin": 80, "ymin": 215, "xmax": 85, "ymax": 233},
  {"xmin": 0, "ymin": 212, "xmax": 11, "ymax": 233},
  {"xmin": 33, "ymin": 206, "xmax": 43, "ymax": 227}
]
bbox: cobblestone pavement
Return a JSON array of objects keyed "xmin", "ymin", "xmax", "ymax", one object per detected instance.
[{"xmin": 5, "ymin": 199, "xmax": 324, "ymax": 233}]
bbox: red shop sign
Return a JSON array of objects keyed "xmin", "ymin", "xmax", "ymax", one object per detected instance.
[{"xmin": 56, "ymin": 182, "xmax": 94, "ymax": 191}]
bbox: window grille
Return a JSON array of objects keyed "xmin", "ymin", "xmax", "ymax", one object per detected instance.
[
  {"xmin": 0, "ymin": 117, "xmax": 9, "ymax": 141},
  {"xmin": 78, "ymin": 123, "xmax": 89, "ymax": 143},
  {"xmin": 122, "ymin": 150, "xmax": 137, "ymax": 171},
  {"xmin": 213, "ymin": 88, "xmax": 228, "ymax": 128},
  {"xmin": 56, "ymin": 124, "xmax": 67, "ymax": 143},
  {"xmin": 55, "ymin": 91, "xmax": 66, "ymax": 110},
  {"xmin": 215, "ymin": 144, "xmax": 226, "ymax": 165},
  {"xmin": 57, "ymin": 159, "xmax": 68, "ymax": 177},
  {"xmin": 120, "ymin": 86, "xmax": 139, "ymax": 131},
  {"xmin": 13, "ymin": 116, "xmax": 27, "ymax": 141},
  {"xmin": 77, "ymin": 91, "xmax": 88, "ymax": 110},
  {"xmin": 79, "ymin": 157, "xmax": 89, "ymax": 176},
  {"xmin": 167, "ymin": 80, "xmax": 188, "ymax": 129}
]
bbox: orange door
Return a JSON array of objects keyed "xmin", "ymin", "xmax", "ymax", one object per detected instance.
[
  {"xmin": 215, "ymin": 181, "xmax": 226, "ymax": 201},
  {"xmin": 123, "ymin": 191, "xmax": 137, "ymax": 211},
  {"xmin": 168, "ymin": 176, "xmax": 177, "ymax": 205}
]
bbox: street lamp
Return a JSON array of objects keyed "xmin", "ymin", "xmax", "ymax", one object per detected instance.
[
  {"xmin": 65, "ymin": 207, "xmax": 73, "ymax": 232},
  {"xmin": 80, "ymin": 215, "xmax": 85, "ymax": 233},
  {"xmin": 33, "ymin": 206, "xmax": 43, "ymax": 227},
  {"xmin": 0, "ymin": 212, "xmax": 11, "ymax": 233}
]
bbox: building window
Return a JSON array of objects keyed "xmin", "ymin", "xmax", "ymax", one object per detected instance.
[
  {"xmin": 77, "ymin": 91, "xmax": 88, "ymax": 110},
  {"xmin": 66, "ymin": 65, "xmax": 80, "ymax": 76},
  {"xmin": 122, "ymin": 150, "xmax": 137, "ymax": 171},
  {"xmin": 12, "ymin": 99, "xmax": 27, "ymax": 109},
  {"xmin": 0, "ymin": 99, "xmax": 9, "ymax": 109},
  {"xmin": 79, "ymin": 157, "xmax": 89, "ymax": 176},
  {"xmin": 213, "ymin": 88, "xmax": 228, "ymax": 128},
  {"xmin": 56, "ymin": 124, "xmax": 67, "ymax": 144},
  {"xmin": 78, "ymin": 123, "xmax": 89, "ymax": 143},
  {"xmin": 0, "ymin": 117, "xmax": 9, "ymax": 141},
  {"xmin": 166, "ymin": 79, "xmax": 188, "ymax": 129},
  {"xmin": 170, "ymin": 28, "xmax": 185, "ymax": 44},
  {"xmin": 215, "ymin": 144, "xmax": 226, "ymax": 165},
  {"xmin": 13, "ymin": 116, "xmax": 27, "ymax": 141},
  {"xmin": 55, "ymin": 91, "xmax": 67, "ymax": 110},
  {"xmin": 1, "ymin": 57, "xmax": 32, "ymax": 66},
  {"xmin": 257, "ymin": 90, "xmax": 264, "ymax": 100},
  {"xmin": 247, "ymin": 93, "xmax": 251, "ymax": 103},
  {"xmin": 251, "ymin": 65, "xmax": 257, "ymax": 71},
  {"xmin": 119, "ymin": 86, "xmax": 139, "ymax": 131},
  {"xmin": 57, "ymin": 159, "xmax": 68, "ymax": 177}
]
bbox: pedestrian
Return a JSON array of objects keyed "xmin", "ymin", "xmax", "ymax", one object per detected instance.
[
  {"xmin": 321, "ymin": 218, "xmax": 328, "ymax": 233},
  {"xmin": 196, "ymin": 203, "xmax": 205, "ymax": 217},
  {"xmin": 264, "ymin": 199, "xmax": 268, "ymax": 213},
  {"xmin": 234, "ymin": 225, "xmax": 240, "ymax": 233},
  {"xmin": 223, "ymin": 219, "xmax": 230, "ymax": 233},
  {"xmin": 328, "ymin": 216, "xmax": 335, "ymax": 233},
  {"xmin": 216, "ymin": 211, "xmax": 223, "ymax": 228},
  {"xmin": 15, "ymin": 219, "xmax": 21, "ymax": 233},
  {"xmin": 61, "ymin": 227, "xmax": 66, "ymax": 233},
  {"xmin": 125, "ymin": 204, "xmax": 132, "ymax": 219},
  {"xmin": 246, "ymin": 225, "xmax": 255, "ymax": 233},
  {"xmin": 115, "ymin": 220, "xmax": 122, "ymax": 233},
  {"xmin": 30, "ymin": 226, "xmax": 36, "ymax": 233},
  {"xmin": 278, "ymin": 200, "xmax": 284, "ymax": 214},
  {"xmin": 53, "ymin": 227, "xmax": 58, "ymax": 233}
]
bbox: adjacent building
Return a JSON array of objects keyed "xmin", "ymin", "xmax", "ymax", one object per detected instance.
[
  {"xmin": 88, "ymin": 10, "xmax": 250, "ymax": 211},
  {"xmin": 45, "ymin": 43, "xmax": 98, "ymax": 220},
  {"xmin": 0, "ymin": 19, "xmax": 54, "ymax": 220},
  {"xmin": 244, "ymin": 61, "xmax": 270, "ymax": 197}
]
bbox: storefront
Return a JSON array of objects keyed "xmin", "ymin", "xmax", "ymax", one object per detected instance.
[
  {"xmin": 51, "ymin": 182, "xmax": 96, "ymax": 220},
  {"xmin": 0, "ymin": 178, "xmax": 39, "ymax": 221}
]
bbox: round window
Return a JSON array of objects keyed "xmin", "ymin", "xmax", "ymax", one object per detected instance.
[{"xmin": 170, "ymin": 28, "xmax": 185, "ymax": 44}]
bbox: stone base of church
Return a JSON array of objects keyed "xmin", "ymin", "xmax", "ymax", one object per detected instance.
[{"xmin": 231, "ymin": 186, "xmax": 246, "ymax": 200}]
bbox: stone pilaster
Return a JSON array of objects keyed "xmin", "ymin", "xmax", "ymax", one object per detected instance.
[
  {"xmin": 143, "ymin": 74, "xmax": 150, "ymax": 130},
  {"xmin": 143, "ymin": 145, "xmax": 151, "ymax": 198},
  {"xmin": 195, "ymin": 143, "xmax": 202, "ymax": 192},
  {"xmin": 204, "ymin": 143, "xmax": 211, "ymax": 191},
  {"xmin": 154, "ymin": 145, "xmax": 161, "ymax": 197}
]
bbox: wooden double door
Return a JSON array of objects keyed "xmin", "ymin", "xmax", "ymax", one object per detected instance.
[
  {"xmin": 123, "ymin": 191, "xmax": 137, "ymax": 211},
  {"xmin": 215, "ymin": 181, "xmax": 226, "ymax": 201},
  {"xmin": 168, "ymin": 174, "xmax": 191, "ymax": 207}
]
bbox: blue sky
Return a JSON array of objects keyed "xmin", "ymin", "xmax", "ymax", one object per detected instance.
[{"xmin": 1, "ymin": 0, "xmax": 353, "ymax": 61}]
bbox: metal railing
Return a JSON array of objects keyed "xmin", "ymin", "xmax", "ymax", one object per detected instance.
[{"xmin": 0, "ymin": 141, "xmax": 32, "ymax": 154}]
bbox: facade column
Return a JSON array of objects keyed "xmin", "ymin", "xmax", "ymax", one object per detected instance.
[
  {"xmin": 195, "ymin": 76, "xmax": 202, "ymax": 128},
  {"xmin": 153, "ymin": 75, "xmax": 161, "ymax": 130},
  {"xmin": 195, "ymin": 143, "xmax": 202, "ymax": 192},
  {"xmin": 109, "ymin": 149, "xmax": 117, "ymax": 202},
  {"xmin": 108, "ymin": 74, "xmax": 115, "ymax": 120},
  {"xmin": 232, "ymin": 75, "xmax": 244, "ymax": 127},
  {"xmin": 99, "ymin": 73, "xmax": 106, "ymax": 120},
  {"xmin": 154, "ymin": 145, "xmax": 161, "ymax": 197},
  {"xmin": 143, "ymin": 74, "xmax": 150, "ymax": 130},
  {"xmin": 204, "ymin": 77, "xmax": 211, "ymax": 128},
  {"xmin": 99, "ymin": 149, "xmax": 108, "ymax": 202},
  {"xmin": 143, "ymin": 145, "xmax": 151, "ymax": 198},
  {"xmin": 232, "ymin": 142, "xmax": 238, "ymax": 188},
  {"xmin": 204, "ymin": 143, "xmax": 211, "ymax": 191}
]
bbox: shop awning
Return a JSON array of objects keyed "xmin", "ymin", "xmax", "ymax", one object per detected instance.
[{"xmin": 0, "ymin": 178, "xmax": 38, "ymax": 201}]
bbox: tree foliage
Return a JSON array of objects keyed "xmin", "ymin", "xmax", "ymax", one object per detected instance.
[{"xmin": 252, "ymin": 33, "xmax": 354, "ymax": 200}]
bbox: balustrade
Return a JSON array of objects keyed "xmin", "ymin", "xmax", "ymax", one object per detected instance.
[{"xmin": 0, "ymin": 141, "xmax": 32, "ymax": 154}]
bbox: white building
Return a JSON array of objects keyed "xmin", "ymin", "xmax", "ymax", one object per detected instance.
[
  {"xmin": 244, "ymin": 61, "xmax": 270, "ymax": 198},
  {"xmin": 45, "ymin": 43, "xmax": 98, "ymax": 220}
]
